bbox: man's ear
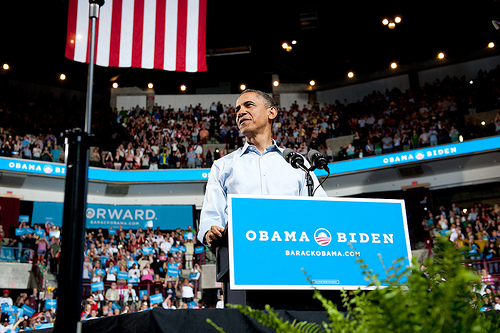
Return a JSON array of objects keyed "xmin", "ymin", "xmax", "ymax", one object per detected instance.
[{"xmin": 268, "ymin": 106, "xmax": 278, "ymax": 120}]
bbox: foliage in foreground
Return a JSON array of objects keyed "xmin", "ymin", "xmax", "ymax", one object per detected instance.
[{"xmin": 207, "ymin": 238, "xmax": 500, "ymax": 333}]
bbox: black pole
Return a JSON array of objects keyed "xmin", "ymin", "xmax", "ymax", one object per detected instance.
[
  {"xmin": 55, "ymin": 1, "xmax": 103, "ymax": 332},
  {"xmin": 306, "ymin": 172, "xmax": 314, "ymax": 197},
  {"xmin": 54, "ymin": 130, "xmax": 90, "ymax": 333}
]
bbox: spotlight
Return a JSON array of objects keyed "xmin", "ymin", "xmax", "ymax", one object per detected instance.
[
  {"xmin": 180, "ymin": 84, "xmax": 187, "ymax": 92},
  {"xmin": 2, "ymin": 63, "xmax": 10, "ymax": 70},
  {"xmin": 273, "ymin": 80, "xmax": 279, "ymax": 87},
  {"xmin": 347, "ymin": 71, "xmax": 354, "ymax": 79},
  {"xmin": 147, "ymin": 82, "xmax": 154, "ymax": 89},
  {"xmin": 488, "ymin": 42, "xmax": 495, "ymax": 48},
  {"xmin": 59, "ymin": 73, "xmax": 66, "ymax": 80},
  {"xmin": 437, "ymin": 52, "xmax": 445, "ymax": 59},
  {"xmin": 112, "ymin": 82, "xmax": 118, "ymax": 89},
  {"xmin": 309, "ymin": 80, "xmax": 316, "ymax": 86},
  {"xmin": 390, "ymin": 62, "xmax": 398, "ymax": 69},
  {"xmin": 240, "ymin": 84, "xmax": 246, "ymax": 91}
]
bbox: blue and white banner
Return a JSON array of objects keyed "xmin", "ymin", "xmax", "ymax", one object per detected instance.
[
  {"xmin": 228, "ymin": 195, "xmax": 411, "ymax": 290},
  {"xmin": 139, "ymin": 290, "xmax": 148, "ymax": 299},
  {"xmin": 15, "ymin": 228, "xmax": 34, "ymax": 235},
  {"xmin": 94, "ymin": 268, "xmax": 106, "ymax": 277},
  {"xmin": 31, "ymin": 202, "xmax": 193, "ymax": 230},
  {"xmin": 167, "ymin": 263, "xmax": 179, "ymax": 277},
  {"xmin": 194, "ymin": 246, "xmax": 205, "ymax": 254},
  {"xmin": 109, "ymin": 265, "xmax": 119, "ymax": 274},
  {"xmin": 142, "ymin": 247, "xmax": 153, "ymax": 255},
  {"xmin": 117, "ymin": 272, "xmax": 129, "ymax": 280},
  {"xmin": 45, "ymin": 299, "xmax": 57, "ymax": 310},
  {"xmin": 187, "ymin": 301, "xmax": 197, "ymax": 309},
  {"xmin": 178, "ymin": 246, "xmax": 186, "ymax": 253},
  {"xmin": 315, "ymin": 136, "xmax": 500, "ymax": 177},
  {"xmin": 127, "ymin": 260, "xmax": 138, "ymax": 269},
  {"xmin": 149, "ymin": 293, "xmax": 163, "ymax": 305},
  {"xmin": 2, "ymin": 137, "xmax": 499, "ymax": 180},
  {"xmin": 91, "ymin": 282, "xmax": 104, "ymax": 292},
  {"xmin": 1, "ymin": 305, "xmax": 17, "ymax": 313},
  {"xmin": 21, "ymin": 304, "xmax": 36, "ymax": 317}
]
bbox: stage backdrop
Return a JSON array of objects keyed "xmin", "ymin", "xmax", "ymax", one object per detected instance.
[
  {"xmin": 228, "ymin": 195, "xmax": 411, "ymax": 290},
  {"xmin": 31, "ymin": 202, "xmax": 193, "ymax": 230}
]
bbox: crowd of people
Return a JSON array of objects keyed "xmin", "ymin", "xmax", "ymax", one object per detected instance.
[
  {"xmin": 80, "ymin": 225, "xmax": 206, "ymax": 310},
  {"xmin": 1, "ymin": 67, "xmax": 499, "ymax": 170},
  {"xmin": 422, "ymin": 200, "xmax": 500, "ymax": 312},
  {"xmin": 0, "ymin": 222, "xmax": 211, "ymax": 331}
]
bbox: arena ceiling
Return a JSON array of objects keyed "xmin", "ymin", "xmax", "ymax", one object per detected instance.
[{"xmin": 1, "ymin": 0, "xmax": 499, "ymax": 95}]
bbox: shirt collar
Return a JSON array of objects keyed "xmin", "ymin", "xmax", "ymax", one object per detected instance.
[{"xmin": 239, "ymin": 140, "xmax": 281, "ymax": 157}]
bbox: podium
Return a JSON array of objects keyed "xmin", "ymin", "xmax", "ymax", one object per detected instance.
[{"xmin": 216, "ymin": 195, "xmax": 412, "ymax": 310}]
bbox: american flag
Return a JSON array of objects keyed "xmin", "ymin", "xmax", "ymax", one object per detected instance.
[{"xmin": 65, "ymin": 0, "xmax": 207, "ymax": 72}]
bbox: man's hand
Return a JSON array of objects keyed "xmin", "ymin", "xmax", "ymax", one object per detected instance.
[{"xmin": 205, "ymin": 226, "xmax": 225, "ymax": 247}]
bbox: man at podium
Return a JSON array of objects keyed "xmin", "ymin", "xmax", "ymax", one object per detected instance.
[{"xmin": 198, "ymin": 89, "xmax": 327, "ymax": 308}]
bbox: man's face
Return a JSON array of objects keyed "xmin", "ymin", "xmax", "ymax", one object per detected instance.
[{"xmin": 235, "ymin": 92, "xmax": 274, "ymax": 138}]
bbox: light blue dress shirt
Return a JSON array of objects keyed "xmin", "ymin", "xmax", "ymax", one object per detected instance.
[{"xmin": 198, "ymin": 141, "xmax": 327, "ymax": 244}]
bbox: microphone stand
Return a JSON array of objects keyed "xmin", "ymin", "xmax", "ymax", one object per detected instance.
[{"xmin": 306, "ymin": 171, "xmax": 314, "ymax": 197}]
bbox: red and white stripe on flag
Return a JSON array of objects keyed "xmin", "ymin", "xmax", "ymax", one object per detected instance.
[{"xmin": 65, "ymin": 0, "xmax": 207, "ymax": 72}]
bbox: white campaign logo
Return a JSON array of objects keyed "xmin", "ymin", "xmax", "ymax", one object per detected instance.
[{"xmin": 314, "ymin": 228, "xmax": 332, "ymax": 246}]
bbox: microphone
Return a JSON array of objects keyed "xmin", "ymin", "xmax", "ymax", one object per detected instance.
[
  {"xmin": 307, "ymin": 149, "xmax": 330, "ymax": 173},
  {"xmin": 283, "ymin": 148, "xmax": 309, "ymax": 173}
]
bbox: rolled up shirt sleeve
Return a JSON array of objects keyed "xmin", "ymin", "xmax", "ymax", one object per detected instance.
[{"xmin": 198, "ymin": 162, "xmax": 227, "ymax": 244}]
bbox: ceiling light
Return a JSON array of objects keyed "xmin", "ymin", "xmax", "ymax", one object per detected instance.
[
  {"xmin": 347, "ymin": 71, "xmax": 354, "ymax": 78},
  {"xmin": 59, "ymin": 73, "xmax": 66, "ymax": 80},
  {"xmin": 148, "ymin": 83, "xmax": 154, "ymax": 89},
  {"xmin": 382, "ymin": 18, "xmax": 389, "ymax": 25},
  {"xmin": 291, "ymin": 40, "xmax": 297, "ymax": 45},
  {"xmin": 180, "ymin": 84, "xmax": 187, "ymax": 92},
  {"xmin": 112, "ymin": 82, "xmax": 118, "ymax": 89},
  {"xmin": 388, "ymin": 22, "xmax": 396, "ymax": 29},
  {"xmin": 2, "ymin": 63, "xmax": 9, "ymax": 70},
  {"xmin": 309, "ymin": 80, "xmax": 316, "ymax": 86},
  {"xmin": 488, "ymin": 42, "xmax": 495, "ymax": 48},
  {"xmin": 390, "ymin": 62, "xmax": 398, "ymax": 69},
  {"xmin": 394, "ymin": 16, "xmax": 402, "ymax": 24},
  {"xmin": 282, "ymin": 42, "xmax": 289, "ymax": 49},
  {"xmin": 273, "ymin": 80, "xmax": 279, "ymax": 87},
  {"xmin": 437, "ymin": 52, "xmax": 445, "ymax": 59},
  {"xmin": 240, "ymin": 84, "xmax": 246, "ymax": 91}
]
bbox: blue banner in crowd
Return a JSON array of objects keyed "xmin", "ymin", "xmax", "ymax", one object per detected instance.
[
  {"xmin": 21, "ymin": 304, "xmax": 36, "ymax": 317},
  {"xmin": 1, "ymin": 305, "xmax": 17, "ymax": 313},
  {"xmin": 167, "ymin": 263, "xmax": 179, "ymax": 277},
  {"xmin": 150, "ymin": 293, "xmax": 163, "ymax": 305},
  {"xmin": 31, "ymin": 202, "xmax": 193, "ymax": 230},
  {"xmin": 228, "ymin": 195, "xmax": 411, "ymax": 290},
  {"xmin": 178, "ymin": 246, "xmax": 186, "ymax": 253},
  {"xmin": 45, "ymin": 299, "xmax": 57, "ymax": 310},
  {"xmin": 127, "ymin": 260, "xmax": 138, "ymax": 269},
  {"xmin": 194, "ymin": 246, "xmax": 205, "ymax": 254},
  {"xmin": 109, "ymin": 265, "xmax": 119, "ymax": 274},
  {"xmin": 117, "ymin": 272, "xmax": 129, "ymax": 280},
  {"xmin": 95, "ymin": 268, "xmax": 106, "ymax": 277},
  {"xmin": 142, "ymin": 247, "xmax": 153, "ymax": 255},
  {"xmin": 170, "ymin": 246, "xmax": 179, "ymax": 253},
  {"xmin": 139, "ymin": 290, "xmax": 148, "ymax": 299},
  {"xmin": 187, "ymin": 301, "xmax": 197, "ymax": 309},
  {"xmin": 91, "ymin": 282, "xmax": 104, "ymax": 292}
]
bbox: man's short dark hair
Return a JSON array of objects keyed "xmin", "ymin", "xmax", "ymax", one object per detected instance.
[{"xmin": 239, "ymin": 89, "xmax": 277, "ymax": 110}]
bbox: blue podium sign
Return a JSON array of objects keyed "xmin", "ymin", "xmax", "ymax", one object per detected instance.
[{"xmin": 228, "ymin": 195, "xmax": 411, "ymax": 290}]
